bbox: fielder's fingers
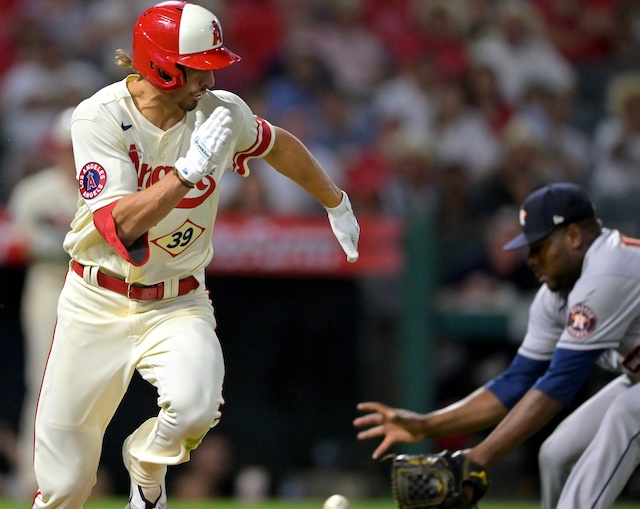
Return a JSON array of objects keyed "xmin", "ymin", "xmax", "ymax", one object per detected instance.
[
  {"xmin": 357, "ymin": 401, "xmax": 388, "ymax": 413},
  {"xmin": 373, "ymin": 438, "xmax": 394, "ymax": 460},
  {"xmin": 353, "ymin": 412, "xmax": 382, "ymax": 428},
  {"xmin": 356, "ymin": 424, "xmax": 385, "ymax": 441}
]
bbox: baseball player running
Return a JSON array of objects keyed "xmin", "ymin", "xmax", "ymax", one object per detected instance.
[
  {"xmin": 355, "ymin": 183, "xmax": 640, "ymax": 508},
  {"xmin": 32, "ymin": 2, "xmax": 359, "ymax": 508}
]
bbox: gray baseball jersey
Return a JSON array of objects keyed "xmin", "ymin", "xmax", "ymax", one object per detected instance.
[{"xmin": 518, "ymin": 228, "xmax": 640, "ymax": 508}]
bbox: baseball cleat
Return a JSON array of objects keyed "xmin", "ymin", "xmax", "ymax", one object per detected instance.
[{"xmin": 126, "ymin": 480, "xmax": 167, "ymax": 509}]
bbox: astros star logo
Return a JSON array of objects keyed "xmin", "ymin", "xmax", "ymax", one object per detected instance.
[{"xmin": 566, "ymin": 303, "xmax": 597, "ymax": 339}]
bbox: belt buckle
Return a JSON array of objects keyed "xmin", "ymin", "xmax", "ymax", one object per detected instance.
[{"xmin": 127, "ymin": 283, "xmax": 133, "ymax": 299}]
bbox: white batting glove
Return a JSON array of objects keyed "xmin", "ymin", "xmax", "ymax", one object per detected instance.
[
  {"xmin": 326, "ymin": 191, "xmax": 360, "ymax": 263},
  {"xmin": 175, "ymin": 106, "xmax": 233, "ymax": 185}
]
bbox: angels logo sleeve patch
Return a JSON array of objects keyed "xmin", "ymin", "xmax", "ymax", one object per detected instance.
[{"xmin": 79, "ymin": 162, "xmax": 107, "ymax": 199}]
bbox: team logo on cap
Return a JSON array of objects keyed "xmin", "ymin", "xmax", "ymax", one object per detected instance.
[
  {"xmin": 519, "ymin": 207, "xmax": 527, "ymax": 226},
  {"xmin": 79, "ymin": 162, "xmax": 106, "ymax": 199},
  {"xmin": 566, "ymin": 303, "xmax": 597, "ymax": 339},
  {"xmin": 211, "ymin": 18, "xmax": 222, "ymax": 47}
]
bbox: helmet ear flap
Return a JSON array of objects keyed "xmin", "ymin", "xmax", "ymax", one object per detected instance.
[
  {"xmin": 134, "ymin": 46, "xmax": 186, "ymax": 92},
  {"xmin": 151, "ymin": 61, "xmax": 187, "ymax": 91}
]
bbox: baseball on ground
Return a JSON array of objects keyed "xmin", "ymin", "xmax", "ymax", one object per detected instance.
[{"xmin": 323, "ymin": 494, "xmax": 350, "ymax": 509}]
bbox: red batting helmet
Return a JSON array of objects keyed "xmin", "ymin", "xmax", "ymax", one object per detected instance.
[{"xmin": 132, "ymin": 1, "xmax": 241, "ymax": 91}]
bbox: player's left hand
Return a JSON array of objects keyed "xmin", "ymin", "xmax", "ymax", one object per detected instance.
[
  {"xmin": 325, "ymin": 191, "xmax": 360, "ymax": 263},
  {"xmin": 175, "ymin": 106, "xmax": 233, "ymax": 185}
]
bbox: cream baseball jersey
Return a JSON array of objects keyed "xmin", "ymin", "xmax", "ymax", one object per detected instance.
[
  {"xmin": 518, "ymin": 228, "xmax": 640, "ymax": 377},
  {"xmin": 64, "ymin": 74, "xmax": 274, "ymax": 285}
]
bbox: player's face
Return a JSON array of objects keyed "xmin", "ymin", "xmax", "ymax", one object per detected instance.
[
  {"xmin": 171, "ymin": 68, "xmax": 216, "ymax": 112},
  {"xmin": 526, "ymin": 227, "xmax": 583, "ymax": 292}
]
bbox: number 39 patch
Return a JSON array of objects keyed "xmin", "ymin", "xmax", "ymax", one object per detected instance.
[{"xmin": 151, "ymin": 220, "xmax": 205, "ymax": 257}]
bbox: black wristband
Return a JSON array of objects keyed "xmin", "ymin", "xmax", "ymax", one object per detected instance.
[{"xmin": 172, "ymin": 167, "xmax": 195, "ymax": 189}]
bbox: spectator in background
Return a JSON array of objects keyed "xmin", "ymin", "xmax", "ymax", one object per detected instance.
[
  {"xmin": 469, "ymin": 0, "xmax": 576, "ymax": 108},
  {"xmin": 612, "ymin": 0, "xmax": 640, "ymax": 70},
  {"xmin": 517, "ymin": 84, "xmax": 591, "ymax": 183},
  {"xmin": 437, "ymin": 162, "xmax": 480, "ymax": 245},
  {"xmin": 532, "ymin": 0, "xmax": 616, "ymax": 133},
  {"xmin": 83, "ymin": 0, "xmax": 160, "ymax": 81},
  {"xmin": 532, "ymin": 0, "xmax": 615, "ymax": 66},
  {"xmin": 465, "ymin": 64, "xmax": 515, "ymax": 137},
  {"xmin": 0, "ymin": 25, "xmax": 103, "ymax": 201},
  {"xmin": 312, "ymin": 85, "xmax": 373, "ymax": 157},
  {"xmin": 6, "ymin": 108, "xmax": 80, "ymax": 498},
  {"xmin": 307, "ymin": 0, "xmax": 389, "ymax": 103},
  {"xmin": 589, "ymin": 72, "xmax": 640, "ymax": 234},
  {"xmin": 442, "ymin": 205, "xmax": 539, "ymax": 299},
  {"xmin": 360, "ymin": 0, "xmax": 415, "ymax": 69},
  {"xmin": 471, "ymin": 117, "xmax": 552, "ymax": 222},
  {"xmin": 171, "ymin": 432, "xmax": 271, "ymax": 502},
  {"xmin": 410, "ymin": 0, "xmax": 471, "ymax": 81},
  {"xmin": 341, "ymin": 109, "xmax": 446, "ymax": 217},
  {"xmin": 377, "ymin": 133, "xmax": 439, "ymax": 217},
  {"xmin": 371, "ymin": 55, "xmax": 440, "ymax": 145},
  {"xmin": 0, "ymin": 0, "xmax": 19, "ymax": 81},
  {"xmin": 23, "ymin": 0, "xmax": 94, "ymax": 58},
  {"xmin": 220, "ymin": 0, "xmax": 284, "ymax": 93},
  {"xmin": 261, "ymin": 41, "xmax": 330, "ymax": 125},
  {"xmin": 170, "ymin": 434, "xmax": 238, "ymax": 499},
  {"xmin": 464, "ymin": 0, "xmax": 496, "ymax": 38},
  {"xmin": 430, "ymin": 79, "xmax": 501, "ymax": 183},
  {"xmin": 218, "ymin": 171, "xmax": 271, "ymax": 216}
]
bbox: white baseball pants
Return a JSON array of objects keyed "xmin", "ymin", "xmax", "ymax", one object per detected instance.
[{"xmin": 32, "ymin": 270, "xmax": 225, "ymax": 508}]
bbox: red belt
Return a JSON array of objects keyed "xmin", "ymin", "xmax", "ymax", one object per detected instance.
[{"xmin": 71, "ymin": 261, "xmax": 199, "ymax": 300}]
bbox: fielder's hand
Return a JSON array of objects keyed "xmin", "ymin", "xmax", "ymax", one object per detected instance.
[
  {"xmin": 354, "ymin": 402, "xmax": 428, "ymax": 459},
  {"xmin": 325, "ymin": 191, "xmax": 360, "ymax": 263},
  {"xmin": 175, "ymin": 106, "xmax": 233, "ymax": 185}
]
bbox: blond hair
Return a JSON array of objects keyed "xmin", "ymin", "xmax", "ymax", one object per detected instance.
[{"xmin": 114, "ymin": 49, "xmax": 138, "ymax": 74}]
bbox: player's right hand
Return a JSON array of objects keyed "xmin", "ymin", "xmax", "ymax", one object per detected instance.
[
  {"xmin": 325, "ymin": 190, "xmax": 360, "ymax": 263},
  {"xmin": 175, "ymin": 106, "xmax": 233, "ymax": 185},
  {"xmin": 353, "ymin": 402, "xmax": 428, "ymax": 459}
]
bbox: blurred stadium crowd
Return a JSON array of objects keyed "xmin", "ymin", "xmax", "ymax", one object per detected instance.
[
  {"xmin": 3, "ymin": 0, "xmax": 640, "ymax": 228},
  {"xmin": 2, "ymin": 0, "xmax": 640, "ymax": 501}
]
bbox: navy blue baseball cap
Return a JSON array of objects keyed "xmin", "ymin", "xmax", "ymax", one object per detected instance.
[{"xmin": 503, "ymin": 183, "xmax": 596, "ymax": 251}]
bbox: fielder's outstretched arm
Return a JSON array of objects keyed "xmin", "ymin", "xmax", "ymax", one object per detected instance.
[
  {"xmin": 468, "ymin": 347, "xmax": 605, "ymax": 470},
  {"xmin": 354, "ymin": 388, "xmax": 508, "ymax": 459}
]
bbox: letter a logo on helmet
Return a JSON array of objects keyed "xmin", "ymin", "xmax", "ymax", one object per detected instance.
[{"xmin": 133, "ymin": 1, "xmax": 241, "ymax": 92}]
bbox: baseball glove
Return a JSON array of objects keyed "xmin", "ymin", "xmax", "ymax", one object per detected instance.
[{"xmin": 390, "ymin": 450, "xmax": 489, "ymax": 509}]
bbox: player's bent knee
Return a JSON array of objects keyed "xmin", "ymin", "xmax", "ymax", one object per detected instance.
[
  {"xmin": 168, "ymin": 401, "xmax": 222, "ymax": 439},
  {"xmin": 539, "ymin": 432, "xmax": 571, "ymax": 470}
]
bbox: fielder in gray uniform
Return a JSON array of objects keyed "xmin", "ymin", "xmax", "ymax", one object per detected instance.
[{"xmin": 355, "ymin": 182, "xmax": 640, "ymax": 508}]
